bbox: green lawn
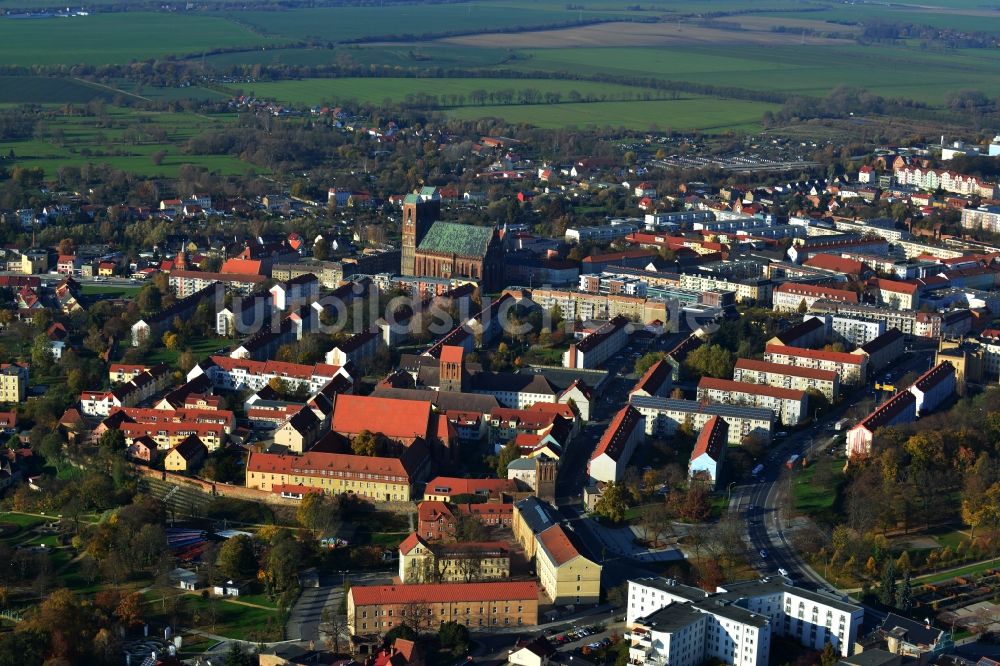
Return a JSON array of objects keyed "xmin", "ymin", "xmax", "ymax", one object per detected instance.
[
  {"xmin": 791, "ymin": 457, "xmax": 844, "ymax": 525},
  {"xmin": 80, "ymin": 284, "xmax": 142, "ymax": 299},
  {"xmin": 916, "ymin": 558, "xmax": 1000, "ymax": 585},
  {"xmin": 0, "ymin": 512, "xmax": 49, "ymax": 529},
  {"xmin": 142, "ymin": 336, "xmax": 229, "ymax": 367}
]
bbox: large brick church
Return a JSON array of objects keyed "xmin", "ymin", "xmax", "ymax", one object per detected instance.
[{"xmin": 401, "ymin": 189, "xmax": 505, "ymax": 291}]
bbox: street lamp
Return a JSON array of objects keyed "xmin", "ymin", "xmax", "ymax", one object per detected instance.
[{"xmin": 727, "ymin": 481, "xmax": 737, "ymax": 501}]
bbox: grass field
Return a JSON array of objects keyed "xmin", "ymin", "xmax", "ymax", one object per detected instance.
[
  {"xmin": 80, "ymin": 284, "xmax": 142, "ymax": 298},
  {"xmin": 791, "ymin": 457, "xmax": 844, "ymax": 525},
  {"xmin": 448, "ymin": 97, "xmax": 778, "ymax": 131},
  {"xmin": 0, "ymin": 107, "xmax": 258, "ymax": 178},
  {"xmin": 142, "ymin": 335, "xmax": 228, "ymax": 366}
]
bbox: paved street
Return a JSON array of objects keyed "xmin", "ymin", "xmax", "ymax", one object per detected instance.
[
  {"xmin": 286, "ymin": 571, "xmax": 393, "ymax": 643},
  {"xmin": 731, "ymin": 347, "xmax": 937, "ymax": 631}
]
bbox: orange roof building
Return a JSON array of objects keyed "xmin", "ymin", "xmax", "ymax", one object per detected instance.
[{"xmin": 347, "ymin": 581, "xmax": 539, "ymax": 635}]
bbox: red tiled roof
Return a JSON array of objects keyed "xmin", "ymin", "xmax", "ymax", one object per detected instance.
[
  {"xmin": 691, "ymin": 415, "xmax": 727, "ymax": 461},
  {"xmin": 802, "ymin": 254, "xmax": 865, "ymax": 275},
  {"xmin": 631, "ymin": 359, "xmax": 671, "ymax": 396},
  {"xmin": 399, "ymin": 532, "xmax": 426, "ymax": 556},
  {"xmin": 537, "ymin": 524, "xmax": 582, "ymax": 566},
  {"xmin": 440, "ymin": 344, "xmax": 464, "ymax": 365},
  {"xmin": 698, "ymin": 377, "xmax": 806, "ymax": 401},
  {"xmin": 591, "ymin": 405, "xmax": 642, "ymax": 462},
  {"xmin": 209, "ymin": 356, "xmax": 343, "ymax": 381},
  {"xmin": 876, "ymin": 278, "xmax": 919, "ymax": 296},
  {"xmin": 774, "ymin": 282, "xmax": 858, "ymax": 303},
  {"xmin": 912, "ymin": 361, "xmax": 955, "ymax": 392},
  {"xmin": 331, "ymin": 394, "xmax": 432, "ymax": 440},
  {"xmin": 349, "ymin": 581, "xmax": 537, "ymax": 606},
  {"xmin": 734, "ymin": 358, "xmax": 837, "ymax": 382},
  {"xmin": 220, "ymin": 258, "xmax": 265, "ymax": 276},
  {"xmin": 765, "ymin": 343, "xmax": 864, "ymax": 365},
  {"xmin": 855, "ymin": 391, "xmax": 915, "ymax": 432},
  {"xmin": 424, "ymin": 476, "xmax": 515, "ymax": 497},
  {"xmin": 248, "ymin": 449, "xmax": 418, "ymax": 480}
]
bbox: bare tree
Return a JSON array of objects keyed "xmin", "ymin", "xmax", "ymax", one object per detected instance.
[
  {"xmin": 456, "ymin": 554, "xmax": 484, "ymax": 583},
  {"xmin": 321, "ymin": 605, "xmax": 349, "ymax": 654}
]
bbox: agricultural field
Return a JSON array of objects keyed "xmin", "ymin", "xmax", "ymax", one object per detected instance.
[
  {"xmin": 447, "ymin": 96, "xmax": 778, "ymax": 132},
  {"xmin": 0, "ymin": 13, "xmax": 281, "ymax": 66},
  {"xmin": 0, "ymin": 107, "xmax": 258, "ymax": 178},
  {"xmin": 219, "ymin": 3, "xmax": 630, "ymax": 42},
  {"xmin": 0, "ymin": 76, "xmax": 117, "ymax": 104},
  {"xmin": 242, "ymin": 77, "xmax": 670, "ymax": 106}
]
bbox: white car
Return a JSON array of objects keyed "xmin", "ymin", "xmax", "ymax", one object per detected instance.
[{"xmin": 778, "ymin": 568, "xmax": 789, "ymax": 577}]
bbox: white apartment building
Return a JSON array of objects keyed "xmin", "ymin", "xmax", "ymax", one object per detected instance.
[
  {"xmin": 813, "ymin": 313, "xmax": 885, "ymax": 347},
  {"xmin": 961, "ymin": 205, "xmax": 1000, "ymax": 234},
  {"xmin": 629, "ymin": 395, "xmax": 773, "ymax": 445},
  {"xmin": 772, "ymin": 283, "xmax": 857, "ymax": 313},
  {"xmin": 732, "ymin": 358, "xmax": 840, "ymax": 402},
  {"xmin": 696, "ymin": 377, "xmax": 807, "ymax": 426},
  {"xmin": 189, "ymin": 356, "xmax": 351, "ymax": 395},
  {"xmin": 564, "ymin": 316, "xmax": 631, "ymax": 369},
  {"xmin": 626, "ymin": 577, "xmax": 863, "ymax": 664}
]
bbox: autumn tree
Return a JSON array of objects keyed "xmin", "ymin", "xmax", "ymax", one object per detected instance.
[
  {"xmin": 217, "ymin": 535, "xmax": 257, "ymax": 580},
  {"xmin": 594, "ymin": 481, "xmax": 629, "ymax": 523}
]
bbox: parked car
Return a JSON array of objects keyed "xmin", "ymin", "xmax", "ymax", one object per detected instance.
[{"xmin": 759, "ymin": 549, "xmax": 769, "ymax": 558}]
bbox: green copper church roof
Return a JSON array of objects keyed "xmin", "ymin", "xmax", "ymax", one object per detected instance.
[{"xmin": 417, "ymin": 222, "xmax": 495, "ymax": 257}]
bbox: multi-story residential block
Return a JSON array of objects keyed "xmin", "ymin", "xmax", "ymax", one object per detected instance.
[
  {"xmin": 872, "ymin": 278, "xmax": 919, "ymax": 310},
  {"xmin": 398, "ymin": 533, "xmax": 510, "ymax": 584},
  {"xmin": 347, "ymin": 581, "xmax": 539, "ymax": 635},
  {"xmin": 894, "ymin": 165, "xmax": 998, "ymax": 198},
  {"xmin": 270, "ymin": 273, "xmax": 319, "ymax": 311},
  {"xmin": 588, "ymin": 405, "xmax": 644, "ymax": 483},
  {"xmin": 733, "ymin": 358, "xmax": 840, "ymax": 402},
  {"xmin": 697, "ymin": 377, "xmax": 808, "ymax": 426},
  {"xmin": 79, "ymin": 364, "xmax": 171, "ymax": 417},
  {"xmin": 565, "ymin": 221, "xmax": 639, "ymax": 244},
  {"xmin": 564, "ymin": 315, "xmax": 631, "ymax": 369},
  {"xmin": 626, "ymin": 577, "xmax": 863, "ymax": 662},
  {"xmin": 190, "ymin": 356, "xmax": 352, "ymax": 396},
  {"xmin": 764, "ymin": 344, "xmax": 867, "ymax": 386},
  {"xmin": 529, "ymin": 288, "xmax": 668, "ymax": 325},
  {"xmin": 772, "ymin": 283, "xmax": 857, "ymax": 313},
  {"xmin": 534, "ymin": 523, "xmax": 601, "ymax": 606},
  {"xmin": 629, "ymin": 395, "xmax": 773, "ymax": 445},
  {"xmin": 169, "ymin": 269, "xmax": 267, "ymax": 298},
  {"xmin": 908, "ymin": 361, "xmax": 956, "ymax": 417},
  {"xmin": 688, "ymin": 416, "xmax": 727, "ymax": 489},
  {"xmin": 767, "ymin": 316, "xmax": 828, "ymax": 349},
  {"xmin": 961, "ymin": 205, "xmax": 1000, "ymax": 234},
  {"xmin": 325, "ymin": 328, "xmax": 384, "ymax": 368},
  {"xmin": 816, "ymin": 313, "xmax": 885, "ymax": 347},
  {"xmin": 678, "ymin": 272, "xmax": 771, "ymax": 305},
  {"xmin": 846, "ymin": 391, "xmax": 916, "ymax": 458},
  {"xmin": 858, "ymin": 328, "xmax": 905, "ymax": 375},
  {"xmin": 630, "ymin": 359, "xmax": 672, "ymax": 399},
  {"xmin": 132, "ymin": 282, "xmax": 224, "ymax": 347}
]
